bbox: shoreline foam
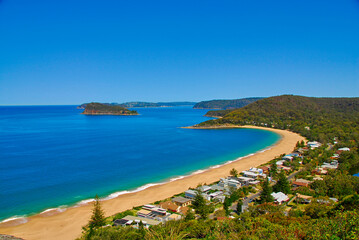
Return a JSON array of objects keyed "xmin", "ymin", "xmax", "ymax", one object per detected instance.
[
  {"xmin": 0, "ymin": 132, "xmax": 277, "ymax": 225},
  {"xmin": 0, "ymin": 126, "xmax": 305, "ymax": 240}
]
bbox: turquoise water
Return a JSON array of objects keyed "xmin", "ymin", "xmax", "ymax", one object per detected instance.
[{"xmin": 0, "ymin": 106, "xmax": 280, "ymax": 221}]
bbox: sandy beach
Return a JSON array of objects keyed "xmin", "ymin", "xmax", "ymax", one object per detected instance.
[{"xmin": 0, "ymin": 126, "xmax": 305, "ymax": 240}]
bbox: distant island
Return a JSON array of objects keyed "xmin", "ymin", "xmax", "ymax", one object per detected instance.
[
  {"xmin": 81, "ymin": 102, "xmax": 138, "ymax": 115},
  {"xmin": 78, "ymin": 101, "xmax": 197, "ymax": 109},
  {"xmin": 193, "ymin": 97, "xmax": 263, "ymax": 110}
]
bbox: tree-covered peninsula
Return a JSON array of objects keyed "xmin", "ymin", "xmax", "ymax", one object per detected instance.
[
  {"xmin": 193, "ymin": 97, "xmax": 263, "ymax": 110},
  {"xmin": 197, "ymin": 95, "xmax": 359, "ymax": 144},
  {"xmin": 81, "ymin": 102, "xmax": 138, "ymax": 115}
]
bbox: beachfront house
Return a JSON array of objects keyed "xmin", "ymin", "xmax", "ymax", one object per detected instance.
[
  {"xmin": 198, "ymin": 185, "xmax": 211, "ymax": 193},
  {"xmin": 160, "ymin": 201, "xmax": 181, "ymax": 212},
  {"xmin": 141, "ymin": 205, "xmax": 167, "ymax": 218},
  {"xmin": 242, "ymin": 171, "xmax": 259, "ymax": 179},
  {"xmin": 237, "ymin": 176, "xmax": 252, "ymax": 185},
  {"xmin": 184, "ymin": 190, "xmax": 197, "ymax": 199},
  {"xmin": 172, "ymin": 196, "xmax": 192, "ymax": 207},
  {"xmin": 120, "ymin": 215, "xmax": 160, "ymax": 228},
  {"xmin": 218, "ymin": 178, "xmax": 241, "ymax": 189},
  {"xmin": 276, "ymin": 160, "xmax": 286, "ymax": 166},
  {"xmin": 282, "ymin": 155, "xmax": 294, "ymax": 161}
]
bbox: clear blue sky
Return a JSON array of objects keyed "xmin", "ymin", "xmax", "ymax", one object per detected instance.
[{"xmin": 1, "ymin": 0, "xmax": 358, "ymax": 105}]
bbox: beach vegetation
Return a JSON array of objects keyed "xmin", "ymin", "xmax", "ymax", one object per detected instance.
[{"xmin": 229, "ymin": 168, "xmax": 238, "ymax": 177}]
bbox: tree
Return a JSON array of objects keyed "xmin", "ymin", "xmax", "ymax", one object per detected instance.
[
  {"xmin": 223, "ymin": 196, "xmax": 231, "ymax": 216},
  {"xmin": 269, "ymin": 162, "xmax": 278, "ymax": 178},
  {"xmin": 192, "ymin": 190, "xmax": 211, "ymax": 219},
  {"xmin": 236, "ymin": 199, "xmax": 243, "ymax": 214},
  {"xmin": 273, "ymin": 171, "xmax": 291, "ymax": 194},
  {"xmin": 230, "ymin": 168, "xmax": 238, "ymax": 178},
  {"xmin": 89, "ymin": 195, "xmax": 106, "ymax": 228},
  {"xmin": 259, "ymin": 178, "xmax": 274, "ymax": 203}
]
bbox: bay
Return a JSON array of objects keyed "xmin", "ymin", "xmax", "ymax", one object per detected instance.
[{"xmin": 0, "ymin": 106, "xmax": 280, "ymax": 221}]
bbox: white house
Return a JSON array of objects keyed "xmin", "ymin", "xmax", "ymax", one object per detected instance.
[
  {"xmin": 307, "ymin": 141, "xmax": 321, "ymax": 149},
  {"xmin": 271, "ymin": 192, "xmax": 289, "ymax": 204}
]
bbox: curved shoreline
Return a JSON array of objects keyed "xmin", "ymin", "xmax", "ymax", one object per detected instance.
[{"xmin": 0, "ymin": 126, "xmax": 305, "ymax": 240}]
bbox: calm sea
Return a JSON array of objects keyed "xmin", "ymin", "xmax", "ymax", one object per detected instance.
[{"xmin": 0, "ymin": 106, "xmax": 280, "ymax": 221}]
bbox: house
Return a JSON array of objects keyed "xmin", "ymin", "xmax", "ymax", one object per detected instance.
[
  {"xmin": 184, "ymin": 190, "xmax": 197, "ymax": 199},
  {"xmin": 338, "ymin": 147, "xmax": 350, "ymax": 151},
  {"xmin": 242, "ymin": 171, "xmax": 259, "ymax": 179},
  {"xmin": 167, "ymin": 213, "xmax": 181, "ymax": 221},
  {"xmin": 278, "ymin": 166, "xmax": 291, "ymax": 172},
  {"xmin": 113, "ymin": 218, "xmax": 130, "ymax": 227},
  {"xmin": 271, "ymin": 192, "xmax": 289, "ymax": 204},
  {"xmin": 219, "ymin": 178, "xmax": 241, "ymax": 189},
  {"xmin": 249, "ymin": 180, "xmax": 260, "ymax": 185},
  {"xmin": 292, "ymin": 178, "xmax": 312, "ymax": 188},
  {"xmin": 141, "ymin": 205, "xmax": 167, "ymax": 217},
  {"xmin": 198, "ymin": 185, "xmax": 211, "ymax": 193},
  {"xmin": 209, "ymin": 191, "xmax": 223, "ymax": 199},
  {"xmin": 213, "ymin": 195, "xmax": 226, "ymax": 203},
  {"xmin": 313, "ymin": 176, "xmax": 323, "ymax": 181},
  {"xmin": 172, "ymin": 196, "xmax": 192, "ymax": 207},
  {"xmin": 137, "ymin": 209, "xmax": 152, "ymax": 218},
  {"xmin": 307, "ymin": 141, "xmax": 321, "ymax": 149},
  {"xmin": 296, "ymin": 193, "xmax": 312, "ymax": 204},
  {"xmin": 237, "ymin": 176, "xmax": 253, "ymax": 185},
  {"xmin": 313, "ymin": 168, "xmax": 328, "ymax": 175},
  {"xmin": 276, "ymin": 160, "xmax": 286, "ymax": 166},
  {"xmin": 258, "ymin": 165, "xmax": 270, "ymax": 174},
  {"xmin": 249, "ymin": 167, "xmax": 264, "ymax": 175},
  {"xmin": 288, "ymin": 153, "xmax": 301, "ymax": 158},
  {"xmin": 321, "ymin": 163, "xmax": 338, "ymax": 170},
  {"xmin": 282, "ymin": 155, "xmax": 294, "ymax": 161},
  {"xmin": 121, "ymin": 215, "xmax": 160, "ymax": 228},
  {"xmin": 160, "ymin": 201, "xmax": 181, "ymax": 212}
]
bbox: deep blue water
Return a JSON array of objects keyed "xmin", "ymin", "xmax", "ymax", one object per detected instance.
[{"xmin": 0, "ymin": 106, "xmax": 280, "ymax": 221}]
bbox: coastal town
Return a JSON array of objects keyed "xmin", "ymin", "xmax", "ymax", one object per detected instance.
[{"xmin": 92, "ymin": 139, "xmax": 352, "ymax": 231}]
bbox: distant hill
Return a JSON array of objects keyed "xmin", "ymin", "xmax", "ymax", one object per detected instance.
[
  {"xmin": 193, "ymin": 97, "xmax": 264, "ymax": 110},
  {"xmin": 81, "ymin": 102, "xmax": 138, "ymax": 115},
  {"xmin": 195, "ymin": 95, "xmax": 359, "ymax": 143},
  {"xmin": 78, "ymin": 102, "xmax": 196, "ymax": 109},
  {"xmin": 121, "ymin": 101, "xmax": 197, "ymax": 108}
]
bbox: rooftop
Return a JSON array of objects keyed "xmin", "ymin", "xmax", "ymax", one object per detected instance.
[{"xmin": 172, "ymin": 196, "xmax": 192, "ymax": 204}]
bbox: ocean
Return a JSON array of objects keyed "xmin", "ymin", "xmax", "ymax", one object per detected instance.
[{"xmin": 0, "ymin": 106, "xmax": 280, "ymax": 222}]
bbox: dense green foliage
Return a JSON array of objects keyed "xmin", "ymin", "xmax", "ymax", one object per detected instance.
[
  {"xmin": 198, "ymin": 95, "xmax": 359, "ymax": 143},
  {"xmin": 193, "ymin": 97, "xmax": 263, "ymax": 110},
  {"xmin": 273, "ymin": 171, "xmax": 291, "ymax": 194},
  {"xmin": 259, "ymin": 178, "xmax": 274, "ymax": 203},
  {"xmin": 80, "ymin": 209, "xmax": 359, "ymax": 240},
  {"xmin": 82, "ymin": 102, "xmax": 138, "ymax": 115},
  {"xmin": 191, "ymin": 190, "xmax": 214, "ymax": 219}
]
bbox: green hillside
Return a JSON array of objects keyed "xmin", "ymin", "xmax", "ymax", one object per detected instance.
[
  {"xmin": 198, "ymin": 95, "xmax": 359, "ymax": 143},
  {"xmin": 193, "ymin": 97, "xmax": 263, "ymax": 109}
]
